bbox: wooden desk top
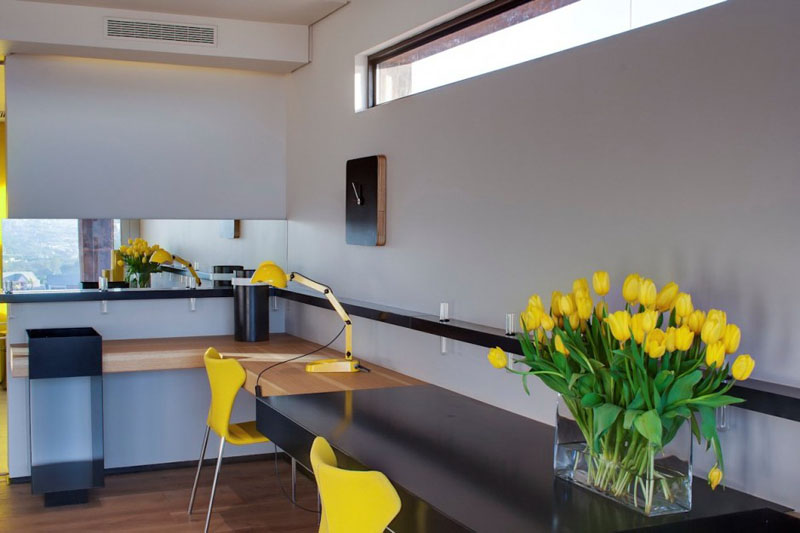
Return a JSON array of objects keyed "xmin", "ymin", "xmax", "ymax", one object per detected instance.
[{"xmin": 10, "ymin": 333, "xmax": 423, "ymax": 396}]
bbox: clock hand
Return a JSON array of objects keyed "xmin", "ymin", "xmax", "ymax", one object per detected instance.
[{"xmin": 351, "ymin": 182, "xmax": 363, "ymax": 205}]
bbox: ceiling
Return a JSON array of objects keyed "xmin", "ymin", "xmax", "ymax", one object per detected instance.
[{"xmin": 20, "ymin": 0, "xmax": 348, "ymax": 25}]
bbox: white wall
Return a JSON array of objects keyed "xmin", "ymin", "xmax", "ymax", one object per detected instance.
[
  {"xmin": 285, "ymin": 0, "xmax": 800, "ymax": 509},
  {"xmin": 140, "ymin": 219, "xmax": 287, "ymax": 272},
  {"xmin": 6, "ymin": 297, "xmax": 286, "ymax": 478},
  {"xmin": 4, "ymin": 55, "xmax": 287, "ymax": 219}
]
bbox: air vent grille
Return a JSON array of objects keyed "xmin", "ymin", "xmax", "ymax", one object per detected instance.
[{"xmin": 105, "ymin": 18, "xmax": 216, "ymax": 46}]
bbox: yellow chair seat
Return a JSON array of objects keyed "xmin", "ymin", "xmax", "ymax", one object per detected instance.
[{"xmin": 226, "ymin": 420, "xmax": 269, "ymax": 446}]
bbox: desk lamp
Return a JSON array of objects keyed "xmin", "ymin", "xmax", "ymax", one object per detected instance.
[
  {"xmin": 149, "ymin": 249, "xmax": 202, "ymax": 288},
  {"xmin": 251, "ymin": 261, "xmax": 359, "ymax": 373}
]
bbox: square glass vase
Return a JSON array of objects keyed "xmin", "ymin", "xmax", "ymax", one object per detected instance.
[{"xmin": 554, "ymin": 394, "xmax": 692, "ymax": 516}]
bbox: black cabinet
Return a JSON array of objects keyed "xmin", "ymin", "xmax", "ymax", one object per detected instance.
[{"xmin": 27, "ymin": 328, "xmax": 104, "ymax": 506}]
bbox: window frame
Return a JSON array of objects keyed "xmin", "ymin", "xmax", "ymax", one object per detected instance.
[{"xmin": 367, "ymin": 0, "xmax": 541, "ymax": 108}]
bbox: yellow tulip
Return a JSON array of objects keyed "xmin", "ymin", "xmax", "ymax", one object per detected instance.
[
  {"xmin": 540, "ymin": 314, "xmax": 555, "ymax": 331},
  {"xmin": 521, "ymin": 308, "xmax": 542, "ymax": 331},
  {"xmin": 592, "ymin": 271, "xmax": 610, "ymax": 296},
  {"xmin": 701, "ymin": 318, "xmax": 725, "ymax": 345},
  {"xmin": 645, "ymin": 329, "xmax": 667, "ymax": 359},
  {"xmin": 527, "ymin": 294, "xmax": 544, "ymax": 311},
  {"xmin": 731, "ymin": 354, "xmax": 755, "ymax": 381},
  {"xmin": 675, "ymin": 325, "xmax": 695, "ymax": 351},
  {"xmin": 665, "ymin": 327, "xmax": 677, "ymax": 352},
  {"xmin": 631, "ymin": 314, "xmax": 646, "ymax": 344},
  {"xmin": 674, "ymin": 293, "xmax": 694, "ymax": 318},
  {"xmin": 567, "ymin": 313, "xmax": 580, "ymax": 330},
  {"xmin": 705, "ymin": 341, "xmax": 725, "ymax": 368},
  {"xmin": 723, "ymin": 324, "xmax": 741, "ymax": 354},
  {"xmin": 487, "ymin": 347, "xmax": 508, "ymax": 369},
  {"xmin": 706, "ymin": 309, "xmax": 727, "ymax": 330},
  {"xmin": 117, "ymin": 260, "xmax": 124, "ymax": 267},
  {"xmin": 622, "ymin": 273, "xmax": 640, "ymax": 304},
  {"xmin": 127, "ymin": 238, "xmax": 133, "ymax": 245},
  {"xmin": 708, "ymin": 466, "xmax": 723, "ymax": 490},
  {"xmin": 551, "ymin": 291, "xmax": 563, "ymax": 317},
  {"xmin": 595, "ymin": 301, "xmax": 608, "ymax": 321},
  {"xmin": 656, "ymin": 282, "xmax": 680, "ymax": 311},
  {"xmin": 686, "ymin": 310, "xmax": 706, "ymax": 334},
  {"xmin": 576, "ymin": 292, "xmax": 593, "ymax": 321},
  {"xmin": 639, "ymin": 278, "xmax": 657, "ymax": 309},
  {"xmin": 572, "ymin": 278, "xmax": 589, "ymax": 295},
  {"xmin": 641, "ymin": 310, "xmax": 658, "ymax": 333},
  {"xmin": 559, "ymin": 294, "xmax": 574, "ymax": 316},
  {"xmin": 554, "ymin": 335, "xmax": 569, "ymax": 355},
  {"xmin": 606, "ymin": 311, "xmax": 632, "ymax": 342}
]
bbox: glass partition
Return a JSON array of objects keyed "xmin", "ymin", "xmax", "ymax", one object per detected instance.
[{"xmin": 1, "ymin": 219, "xmax": 288, "ymax": 291}]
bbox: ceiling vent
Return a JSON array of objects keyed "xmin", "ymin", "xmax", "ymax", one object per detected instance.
[{"xmin": 104, "ymin": 18, "xmax": 217, "ymax": 46}]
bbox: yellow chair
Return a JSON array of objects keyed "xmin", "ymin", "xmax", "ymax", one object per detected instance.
[
  {"xmin": 188, "ymin": 347, "xmax": 270, "ymax": 533},
  {"xmin": 310, "ymin": 436, "xmax": 401, "ymax": 533}
]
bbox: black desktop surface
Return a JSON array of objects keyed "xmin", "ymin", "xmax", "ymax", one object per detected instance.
[{"xmin": 256, "ymin": 384, "xmax": 790, "ymax": 532}]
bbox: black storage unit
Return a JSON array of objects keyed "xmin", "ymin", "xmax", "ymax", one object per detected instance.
[
  {"xmin": 27, "ymin": 327, "xmax": 104, "ymax": 506},
  {"xmin": 233, "ymin": 269, "xmax": 270, "ymax": 342},
  {"xmin": 213, "ymin": 265, "xmax": 244, "ymax": 288}
]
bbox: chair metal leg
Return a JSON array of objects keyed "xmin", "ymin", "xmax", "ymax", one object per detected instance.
[
  {"xmin": 188, "ymin": 426, "xmax": 211, "ymax": 514},
  {"xmin": 204, "ymin": 437, "xmax": 225, "ymax": 533},
  {"xmin": 291, "ymin": 457, "xmax": 297, "ymax": 503}
]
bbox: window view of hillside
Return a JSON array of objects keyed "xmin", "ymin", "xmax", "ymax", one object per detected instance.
[{"xmin": 3, "ymin": 219, "xmax": 80, "ymax": 290}]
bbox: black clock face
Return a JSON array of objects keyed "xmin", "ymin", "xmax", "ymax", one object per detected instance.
[{"xmin": 346, "ymin": 155, "xmax": 385, "ymax": 246}]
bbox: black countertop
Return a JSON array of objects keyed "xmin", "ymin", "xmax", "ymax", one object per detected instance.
[
  {"xmin": 0, "ymin": 287, "xmax": 233, "ymax": 303},
  {"xmin": 256, "ymin": 385, "xmax": 790, "ymax": 533}
]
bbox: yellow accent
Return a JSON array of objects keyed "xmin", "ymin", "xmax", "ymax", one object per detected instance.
[
  {"xmin": 0, "ymin": 61, "xmax": 7, "ymax": 327},
  {"xmin": 305, "ymin": 359, "xmax": 360, "ymax": 373},
  {"xmin": 149, "ymin": 248, "xmax": 202, "ymax": 287},
  {"xmin": 204, "ymin": 347, "xmax": 268, "ymax": 446},
  {"xmin": 251, "ymin": 261, "xmax": 288, "ymax": 287},
  {"xmin": 251, "ymin": 264, "xmax": 359, "ymax": 373},
  {"xmin": 310, "ymin": 436, "xmax": 401, "ymax": 533},
  {"xmin": 110, "ymin": 249, "xmax": 124, "ymax": 281}
]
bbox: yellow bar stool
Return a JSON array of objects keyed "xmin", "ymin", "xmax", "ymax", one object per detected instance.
[
  {"xmin": 310, "ymin": 436, "xmax": 401, "ymax": 533},
  {"xmin": 188, "ymin": 347, "xmax": 272, "ymax": 533}
]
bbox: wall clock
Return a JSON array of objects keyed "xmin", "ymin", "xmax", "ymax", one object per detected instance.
[{"xmin": 345, "ymin": 155, "xmax": 386, "ymax": 246}]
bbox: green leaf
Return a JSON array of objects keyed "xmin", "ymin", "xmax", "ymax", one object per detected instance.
[
  {"xmin": 654, "ymin": 370, "xmax": 674, "ymax": 395},
  {"xmin": 522, "ymin": 373, "xmax": 531, "ymax": 396},
  {"xmin": 664, "ymin": 405, "xmax": 691, "ymax": 419},
  {"xmin": 665, "ymin": 370, "xmax": 703, "ymax": 407},
  {"xmin": 698, "ymin": 405, "xmax": 717, "ymax": 442},
  {"xmin": 623, "ymin": 409, "xmax": 642, "ymax": 430},
  {"xmin": 568, "ymin": 372, "xmax": 585, "ymax": 391},
  {"xmin": 593, "ymin": 403, "xmax": 623, "ymax": 443},
  {"xmin": 687, "ymin": 395, "xmax": 745, "ymax": 408},
  {"xmin": 581, "ymin": 392, "xmax": 604, "ymax": 408},
  {"xmin": 629, "ymin": 389, "xmax": 645, "ymax": 410},
  {"xmin": 690, "ymin": 412, "xmax": 702, "ymax": 444},
  {"xmin": 634, "ymin": 409, "xmax": 663, "ymax": 447}
]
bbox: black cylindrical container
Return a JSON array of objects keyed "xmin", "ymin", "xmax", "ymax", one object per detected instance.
[
  {"xmin": 213, "ymin": 265, "xmax": 244, "ymax": 288},
  {"xmin": 233, "ymin": 270, "xmax": 269, "ymax": 342}
]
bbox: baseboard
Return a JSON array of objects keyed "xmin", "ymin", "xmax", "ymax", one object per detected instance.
[{"xmin": 9, "ymin": 452, "xmax": 288, "ymax": 485}]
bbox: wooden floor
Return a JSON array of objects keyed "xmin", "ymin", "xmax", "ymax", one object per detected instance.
[{"xmin": 0, "ymin": 459, "xmax": 321, "ymax": 532}]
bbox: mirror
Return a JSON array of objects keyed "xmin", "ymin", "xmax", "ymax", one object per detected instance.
[{"xmin": 2, "ymin": 219, "xmax": 288, "ymax": 291}]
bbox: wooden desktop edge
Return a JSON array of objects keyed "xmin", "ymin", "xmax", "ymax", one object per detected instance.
[{"xmin": 9, "ymin": 333, "xmax": 425, "ymax": 397}]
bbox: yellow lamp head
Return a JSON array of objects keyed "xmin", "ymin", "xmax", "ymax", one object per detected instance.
[
  {"xmin": 251, "ymin": 261, "xmax": 288, "ymax": 288},
  {"xmin": 149, "ymin": 249, "xmax": 173, "ymax": 264}
]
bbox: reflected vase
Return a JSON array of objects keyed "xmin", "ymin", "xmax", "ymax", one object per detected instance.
[{"xmin": 553, "ymin": 394, "xmax": 692, "ymax": 516}]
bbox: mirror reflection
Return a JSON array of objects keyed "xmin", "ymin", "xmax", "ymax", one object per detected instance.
[{"xmin": 2, "ymin": 219, "xmax": 287, "ymax": 291}]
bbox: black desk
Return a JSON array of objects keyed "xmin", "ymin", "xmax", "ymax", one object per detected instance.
[{"xmin": 256, "ymin": 385, "xmax": 790, "ymax": 532}]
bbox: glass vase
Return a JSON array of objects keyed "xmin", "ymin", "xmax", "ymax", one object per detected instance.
[{"xmin": 554, "ymin": 394, "xmax": 692, "ymax": 516}]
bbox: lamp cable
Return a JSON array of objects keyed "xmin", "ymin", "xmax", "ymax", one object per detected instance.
[{"xmin": 254, "ymin": 324, "xmax": 345, "ymax": 397}]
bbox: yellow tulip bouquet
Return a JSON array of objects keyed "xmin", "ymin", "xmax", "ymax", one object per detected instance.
[
  {"xmin": 487, "ymin": 272, "xmax": 754, "ymax": 515},
  {"xmin": 117, "ymin": 238, "xmax": 162, "ymax": 288}
]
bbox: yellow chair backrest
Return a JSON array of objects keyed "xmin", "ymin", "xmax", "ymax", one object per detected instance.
[
  {"xmin": 310, "ymin": 436, "xmax": 401, "ymax": 533},
  {"xmin": 204, "ymin": 347, "xmax": 245, "ymax": 441}
]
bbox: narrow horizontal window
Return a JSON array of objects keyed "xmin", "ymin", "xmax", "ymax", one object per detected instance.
[{"xmin": 368, "ymin": 0, "xmax": 726, "ymax": 107}]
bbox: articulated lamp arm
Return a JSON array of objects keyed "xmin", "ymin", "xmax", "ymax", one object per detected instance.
[
  {"xmin": 172, "ymin": 255, "xmax": 202, "ymax": 288},
  {"xmin": 289, "ymin": 272, "xmax": 352, "ymax": 360}
]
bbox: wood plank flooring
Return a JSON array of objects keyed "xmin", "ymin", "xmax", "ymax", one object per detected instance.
[{"xmin": 0, "ymin": 459, "xmax": 320, "ymax": 532}]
